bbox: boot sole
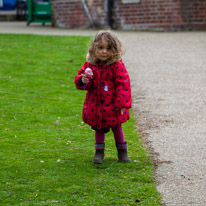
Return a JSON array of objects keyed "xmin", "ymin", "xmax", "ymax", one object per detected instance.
[
  {"xmin": 118, "ymin": 159, "xmax": 131, "ymax": 163},
  {"xmin": 92, "ymin": 159, "xmax": 104, "ymax": 164}
]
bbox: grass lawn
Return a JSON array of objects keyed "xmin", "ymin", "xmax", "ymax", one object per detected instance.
[{"xmin": 0, "ymin": 34, "xmax": 162, "ymax": 205}]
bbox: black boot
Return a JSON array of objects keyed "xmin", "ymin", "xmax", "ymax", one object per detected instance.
[
  {"xmin": 116, "ymin": 142, "xmax": 131, "ymax": 163},
  {"xmin": 92, "ymin": 143, "xmax": 105, "ymax": 164}
]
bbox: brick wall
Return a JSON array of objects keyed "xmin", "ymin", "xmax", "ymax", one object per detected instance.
[
  {"xmin": 112, "ymin": 0, "xmax": 206, "ymax": 31},
  {"xmin": 180, "ymin": 0, "xmax": 206, "ymax": 30},
  {"xmin": 51, "ymin": 0, "xmax": 206, "ymax": 31},
  {"xmin": 51, "ymin": 0, "xmax": 107, "ymax": 28}
]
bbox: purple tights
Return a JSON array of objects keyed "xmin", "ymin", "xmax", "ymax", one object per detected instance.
[{"xmin": 95, "ymin": 124, "xmax": 125, "ymax": 143}]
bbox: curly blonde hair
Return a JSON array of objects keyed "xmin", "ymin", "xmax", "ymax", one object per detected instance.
[{"xmin": 87, "ymin": 30, "xmax": 125, "ymax": 65}]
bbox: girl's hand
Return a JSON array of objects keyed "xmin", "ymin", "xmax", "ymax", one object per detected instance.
[
  {"xmin": 116, "ymin": 108, "xmax": 125, "ymax": 115},
  {"xmin": 121, "ymin": 108, "xmax": 126, "ymax": 115},
  {"xmin": 82, "ymin": 74, "xmax": 89, "ymax": 84}
]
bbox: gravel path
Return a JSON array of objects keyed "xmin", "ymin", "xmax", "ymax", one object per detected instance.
[
  {"xmin": 120, "ymin": 32, "xmax": 206, "ymax": 206},
  {"xmin": 1, "ymin": 22, "xmax": 206, "ymax": 205}
]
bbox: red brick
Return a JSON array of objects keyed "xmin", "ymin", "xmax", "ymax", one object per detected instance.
[{"xmin": 51, "ymin": 0, "xmax": 206, "ymax": 31}]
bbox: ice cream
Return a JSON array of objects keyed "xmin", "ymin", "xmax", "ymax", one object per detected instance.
[
  {"xmin": 85, "ymin": 68, "xmax": 93, "ymax": 77},
  {"xmin": 84, "ymin": 68, "xmax": 93, "ymax": 89}
]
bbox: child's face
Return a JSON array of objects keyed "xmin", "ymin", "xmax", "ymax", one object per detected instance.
[{"xmin": 96, "ymin": 38, "xmax": 111, "ymax": 62}]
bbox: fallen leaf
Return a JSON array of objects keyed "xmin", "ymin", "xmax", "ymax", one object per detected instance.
[{"xmin": 50, "ymin": 200, "xmax": 59, "ymax": 203}]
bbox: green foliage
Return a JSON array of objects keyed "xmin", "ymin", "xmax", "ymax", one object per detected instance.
[{"xmin": 0, "ymin": 34, "xmax": 161, "ymax": 205}]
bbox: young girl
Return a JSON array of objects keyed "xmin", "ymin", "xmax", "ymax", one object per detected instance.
[{"xmin": 74, "ymin": 30, "xmax": 132, "ymax": 164}]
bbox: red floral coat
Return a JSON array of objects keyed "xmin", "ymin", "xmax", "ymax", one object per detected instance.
[{"xmin": 74, "ymin": 60, "xmax": 132, "ymax": 130}]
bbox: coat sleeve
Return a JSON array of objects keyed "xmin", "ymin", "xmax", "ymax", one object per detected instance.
[
  {"xmin": 74, "ymin": 62, "xmax": 92, "ymax": 90},
  {"xmin": 114, "ymin": 61, "xmax": 132, "ymax": 109}
]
